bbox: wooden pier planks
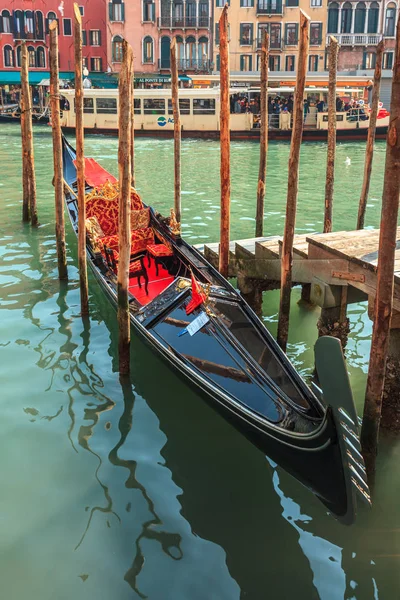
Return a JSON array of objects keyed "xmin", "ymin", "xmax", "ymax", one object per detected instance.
[{"xmin": 197, "ymin": 227, "xmax": 400, "ymax": 310}]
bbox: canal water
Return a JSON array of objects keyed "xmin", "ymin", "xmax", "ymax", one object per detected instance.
[{"xmin": 0, "ymin": 124, "xmax": 399, "ymax": 599}]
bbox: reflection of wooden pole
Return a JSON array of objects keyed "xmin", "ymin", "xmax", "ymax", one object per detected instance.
[
  {"xmin": 361, "ymin": 19, "xmax": 400, "ymax": 479},
  {"xmin": 218, "ymin": 5, "xmax": 230, "ymax": 278},
  {"xmin": 324, "ymin": 36, "xmax": 338, "ymax": 234},
  {"xmin": 171, "ymin": 37, "xmax": 181, "ymax": 223},
  {"xmin": 74, "ymin": 3, "xmax": 89, "ymax": 316},
  {"xmin": 21, "ymin": 42, "xmax": 38, "ymax": 226},
  {"xmin": 277, "ymin": 10, "xmax": 310, "ymax": 352},
  {"xmin": 357, "ymin": 40, "xmax": 385, "ymax": 230},
  {"xmin": 256, "ymin": 31, "xmax": 269, "ymax": 238},
  {"xmin": 49, "ymin": 21, "xmax": 68, "ymax": 281},
  {"xmin": 130, "ymin": 75, "xmax": 135, "ymax": 188},
  {"xmin": 118, "ymin": 40, "xmax": 133, "ymax": 375}
]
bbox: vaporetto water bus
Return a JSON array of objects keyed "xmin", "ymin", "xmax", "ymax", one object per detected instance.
[{"xmin": 59, "ymin": 87, "xmax": 390, "ymax": 142}]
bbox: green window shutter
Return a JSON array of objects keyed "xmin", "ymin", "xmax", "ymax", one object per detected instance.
[
  {"xmin": 98, "ymin": 30, "xmax": 102, "ymax": 46},
  {"xmin": 216, "ymin": 53, "xmax": 220, "ymax": 70},
  {"xmin": 251, "ymin": 0, "xmax": 254, "ymax": 5},
  {"xmin": 240, "ymin": 55, "xmax": 244, "ymax": 71},
  {"xmin": 215, "ymin": 23, "xmax": 219, "ymax": 44},
  {"xmin": 99, "ymin": 58, "xmax": 103, "ymax": 71},
  {"xmin": 362, "ymin": 51, "xmax": 366, "ymax": 69},
  {"xmin": 152, "ymin": 3, "xmax": 156, "ymax": 21},
  {"xmin": 294, "ymin": 23, "xmax": 299, "ymax": 43},
  {"xmin": 109, "ymin": 2, "xmax": 113, "ymax": 21},
  {"xmin": 249, "ymin": 55, "xmax": 253, "ymax": 70},
  {"xmin": 284, "ymin": 23, "xmax": 288, "ymax": 43},
  {"xmin": 121, "ymin": 3, "xmax": 125, "ymax": 21},
  {"xmin": 240, "ymin": 23, "xmax": 243, "ymax": 42},
  {"xmin": 249, "ymin": 24, "xmax": 253, "ymax": 43}
]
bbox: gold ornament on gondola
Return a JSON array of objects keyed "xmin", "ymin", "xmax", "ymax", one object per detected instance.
[{"xmin": 169, "ymin": 208, "xmax": 181, "ymax": 236}]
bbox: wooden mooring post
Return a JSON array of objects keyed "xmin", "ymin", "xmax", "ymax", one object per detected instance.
[
  {"xmin": 255, "ymin": 31, "xmax": 269, "ymax": 238},
  {"xmin": 357, "ymin": 40, "xmax": 385, "ymax": 230},
  {"xmin": 49, "ymin": 21, "xmax": 68, "ymax": 280},
  {"xmin": 277, "ymin": 10, "xmax": 310, "ymax": 352},
  {"xmin": 130, "ymin": 74, "xmax": 135, "ymax": 188},
  {"xmin": 171, "ymin": 37, "xmax": 181, "ymax": 223},
  {"xmin": 118, "ymin": 40, "xmax": 134, "ymax": 375},
  {"xmin": 74, "ymin": 3, "xmax": 89, "ymax": 316},
  {"xmin": 361, "ymin": 17, "xmax": 400, "ymax": 479},
  {"xmin": 218, "ymin": 5, "xmax": 231, "ymax": 279},
  {"xmin": 324, "ymin": 36, "xmax": 338, "ymax": 234},
  {"xmin": 20, "ymin": 42, "xmax": 38, "ymax": 226}
]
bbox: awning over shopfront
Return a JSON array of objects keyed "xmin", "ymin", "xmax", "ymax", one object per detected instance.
[{"xmin": 0, "ymin": 71, "xmax": 73, "ymax": 85}]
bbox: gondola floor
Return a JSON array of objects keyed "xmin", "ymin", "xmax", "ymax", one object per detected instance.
[{"xmin": 128, "ymin": 255, "xmax": 174, "ymax": 305}]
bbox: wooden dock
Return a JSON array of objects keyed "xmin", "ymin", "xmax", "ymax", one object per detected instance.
[{"xmin": 196, "ymin": 227, "xmax": 400, "ymax": 317}]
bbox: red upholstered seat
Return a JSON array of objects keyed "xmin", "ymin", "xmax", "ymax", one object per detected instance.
[
  {"xmin": 100, "ymin": 227, "xmax": 154, "ymax": 255},
  {"xmin": 147, "ymin": 243, "xmax": 173, "ymax": 257},
  {"xmin": 129, "ymin": 260, "xmax": 143, "ymax": 274}
]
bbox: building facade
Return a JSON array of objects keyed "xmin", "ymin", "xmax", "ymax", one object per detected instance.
[
  {"xmin": 213, "ymin": 0, "xmax": 328, "ymax": 74},
  {"xmin": 107, "ymin": 0, "xmax": 213, "ymax": 79},
  {"xmin": 0, "ymin": 0, "xmax": 107, "ymax": 76},
  {"xmin": 327, "ymin": 1, "xmax": 397, "ymax": 71}
]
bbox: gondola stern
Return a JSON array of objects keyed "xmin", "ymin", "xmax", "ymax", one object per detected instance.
[{"xmin": 315, "ymin": 336, "xmax": 371, "ymax": 525}]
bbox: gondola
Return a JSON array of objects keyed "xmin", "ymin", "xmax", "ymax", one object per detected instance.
[{"xmin": 62, "ymin": 135, "xmax": 370, "ymax": 524}]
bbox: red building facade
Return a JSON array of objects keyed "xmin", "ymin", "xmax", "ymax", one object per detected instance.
[{"xmin": 0, "ymin": 0, "xmax": 107, "ymax": 75}]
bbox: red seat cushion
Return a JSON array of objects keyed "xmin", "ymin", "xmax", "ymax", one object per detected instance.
[
  {"xmin": 147, "ymin": 243, "xmax": 173, "ymax": 257},
  {"xmin": 100, "ymin": 228, "xmax": 154, "ymax": 256},
  {"xmin": 129, "ymin": 260, "xmax": 143, "ymax": 274}
]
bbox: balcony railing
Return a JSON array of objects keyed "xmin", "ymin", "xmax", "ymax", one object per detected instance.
[
  {"xmin": 158, "ymin": 16, "xmax": 210, "ymax": 29},
  {"xmin": 256, "ymin": 1, "xmax": 283, "ymax": 15},
  {"xmin": 326, "ymin": 33, "xmax": 383, "ymax": 46},
  {"xmin": 13, "ymin": 30, "xmax": 45, "ymax": 41},
  {"xmin": 158, "ymin": 58, "xmax": 212, "ymax": 72},
  {"xmin": 256, "ymin": 37, "xmax": 282, "ymax": 50}
]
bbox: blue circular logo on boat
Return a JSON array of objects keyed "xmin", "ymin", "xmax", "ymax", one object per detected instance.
[{"xmin": 158, "ymin": 116, "xmax": 167, "ymax": 127}]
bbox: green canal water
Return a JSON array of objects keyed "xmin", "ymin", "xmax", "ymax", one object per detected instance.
[{"xmin": 0, "ymin": 124, "xmax": 399, "ymax": 599}]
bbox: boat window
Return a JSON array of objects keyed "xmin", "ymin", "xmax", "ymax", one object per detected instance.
[
  {"xmin": 152, "ymin": 304, "xmax": 284, "ymax": 423},
  {"xmin": 143, "ymin": 98, "xmax": 166, "ymax": 114},
  {"xmin": 193, "ymin": 98, "xmax": 215, "ymax": 114},
  {"xmin": 96, "ymin": 98, "xmax": 117, "ymax": 114},
  {"xmin": 74, "ymin": 97, "xmax": 94, "ymax": 113},
  {"xmin": 167, "ymin": 98, "xmax": 191, "ymax": 115},
  {"xmin": 134, "ymin": 98, "xmax": 141, "ymax": 114},
  {"xmin": 212, "ymin": 300, "xmax": 310, "ymax": 409}
]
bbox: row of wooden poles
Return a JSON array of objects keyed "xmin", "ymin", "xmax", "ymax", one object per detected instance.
[
  {"xmin": 217, "ymin": 7, "xmax": 400, "ymax": 475},
  {"xmin": 19, "ymin": 2, "xmax": 400, "ymax": 473}
]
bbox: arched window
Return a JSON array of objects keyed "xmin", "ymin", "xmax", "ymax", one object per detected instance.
[
  {"xmin": 368, "ymin": 2, "xmax": 379, "ymax": 33},
  {"xmin": 14, "ymin": 10, "xmax": 24, "ymax": 37},
  {"xmin": 327, "ymin": 3, "xmax": 339, "ymax": 34},
  {"xmin": 1, "ymin": 10, "xmax": 11, "ymax": 34},
  {"xmin": 36, "ymin": 46, "xmax": 46, "ymax": 68},
  {"xmin": 176, "ymin": 35, "xmax": 185, "ymax": 67},
  {"xmin": 35, "ymin": 11, "xmax": 44, "ymax": 40},
  {"xmin": 143, "ymin": 36, "xmax": 154, "ymax": 63},
  {"xmin": 109, "ymin": 0, "xmax": 124, "ymax": 22},
  {"xmin": 160, "ymin": 36, "xmax": 171, "ymax": 69},
  {"xmin": 28, "ymin": 46, "xmax": 36, "ymax": 67},
  {"xmin": 198, "ymin": 36, "xmax": 208, "ymax": 64},
  {"xmin": 112, "ymin": 34, "xmax": 123, "ymax": 62},
  {"xmin": 385, "ymin": 3, "xmax": 396, "ymax": 36},
  {"xmin": 186, "ymin": 1, "xmax": 196, "ymax": 26},
  {"xmin": 173, "ymin": 0, "xmax": 184, "ymax": 26},
  {"xmin": 3, "ymin": 45, "xmax": 14, "ymax": 67},
  {"xmin": 25, "ymin": 10, "xmax": 34, "ymax": 35},
  {"xmin": 354, "ymin": 2, "xmax": 366, "ymax": 33},
  {"xmin": 186, "ymin": 35, "xmax": 196, "ymax": 68},
  {"xmin": 16, "ymin": 46, "xmax": 22, "ymax": 67},
  {"xmin": 341, "ymin": 2, "xmax": 353, "ymax": 34}
]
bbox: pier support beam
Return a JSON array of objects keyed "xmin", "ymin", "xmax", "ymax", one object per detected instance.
[
  {"xmin": 381, "ymin": 327, "xmax": 400, "ymax": 431},
  {"xmin": 311, "ymin": 281, "xmax": 350, "ymax": 348}
]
